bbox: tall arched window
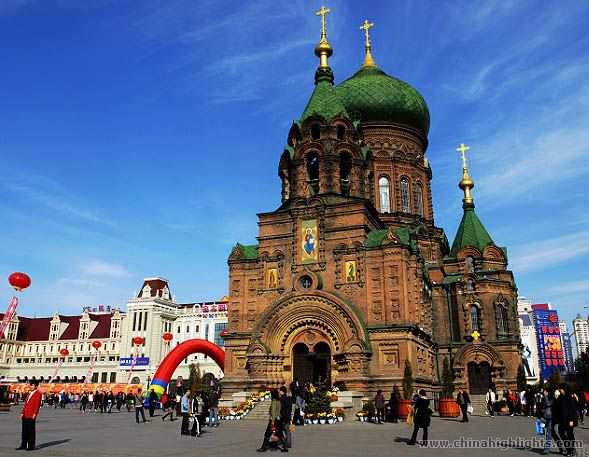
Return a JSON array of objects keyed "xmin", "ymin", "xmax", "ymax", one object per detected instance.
[
  {"xmin": 466, "ymin": 256, "xmax": 475, "ymax": 273},
  {"xmin": 311, "ymin": 123, "xmax": 320, "ymax": 140},
  {"xmin": 378, "ymin": 177, "xmax": 390, "ymax": 213},
  {"xmin": 307, "ymin": 152, "xmax": 319, "ymax": 195},
  {"xmin": 336, "ymin": 125, "xmax": 346, "ymax": 140},
  {"xmin": 498, "ymin": 304, "xmax": 509, "ymax": 334},
  {"xmin": 470, "ymin": 305, "xmax": 481, "ymax": 332},
  {"xmin": 401, "ymin": 177, "xmax": 411, "ymax": 213},
  {"xmin": 340, "ymin": 153, "xmax": 352, "ymax": 196},
  {"xmin": 415, "ymin": 183, "xmax": 424, "ymax": 217}
]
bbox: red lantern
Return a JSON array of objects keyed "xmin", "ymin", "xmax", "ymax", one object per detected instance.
[
  {"xmin": 132, "ymin": 336, "xmax": 144, "ymax": 346},
  {"xmin": 8, "ymin": 272, "xmax": 31, "ymax": 291},
  {"xmin": 59, "ymin": 348, "xmax": 69, "ymax": 357},
  {"xmin": 220, "ymin": 329, "xmax": 228, "ymax": 338},
  {"xmin": 162, "ymin": 332, "xmax": 173, "ymax": 343},
  {"xmin": 92, "ymin": 340, "xmax": 102, "ymax": 350}
]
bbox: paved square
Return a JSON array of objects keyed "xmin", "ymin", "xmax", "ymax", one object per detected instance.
[{"xmin": 0, "ymin": 407, "xmax": 588, "ymax": 457}]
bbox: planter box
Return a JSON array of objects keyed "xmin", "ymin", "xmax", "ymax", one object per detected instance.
[
  {"xmin": 398, "ymin": 399, "xmax": 412, "ymax": 419},
  {"xmin": 439, "ymin": 398, "xmax": 460, "ymax": 417}
]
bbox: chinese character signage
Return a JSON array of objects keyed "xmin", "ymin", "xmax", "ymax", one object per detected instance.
[{"xmin": 533, "ymin": 309, "xmax": 565, "ymax": 380}]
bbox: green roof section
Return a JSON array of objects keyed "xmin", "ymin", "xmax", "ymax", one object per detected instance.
[
  {"xmin": 365, "ymin": 229, "xmax": 389, "ymax": 248},
  {"xmin": 335, "ymin": 65, "xmax": 430, "ymax": 135},
  {"xmin": 300, "ymin": 67, "xmax": 349, "ymax": 123},
  {"xmin": 449, "ymin": 206, "xmax": 495, "ymax": 257},
  {"xmin": 365, "ymin": 226, "xmax": 417, "ymax": 252},
  {"xmin": 231, "ymin": 243, "xmax": 259, "ymax": 260}
]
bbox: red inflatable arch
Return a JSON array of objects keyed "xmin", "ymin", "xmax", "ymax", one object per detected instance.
[{"xmin": 149, "ymin": 339, "xmax": 224, "ymax": 397}]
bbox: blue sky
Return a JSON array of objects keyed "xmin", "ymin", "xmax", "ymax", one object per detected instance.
[{"xmin": 1, "ymin": 0, "xmax": 588, "ymax": 329}]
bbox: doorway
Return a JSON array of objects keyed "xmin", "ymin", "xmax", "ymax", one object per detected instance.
[
  {"xmin": 292, "ymin": 342, "xmax": 331, "ymax": 385},
  {"xmin": 467, "ymin": 361, "xmax": 491, "ymax": 394}
]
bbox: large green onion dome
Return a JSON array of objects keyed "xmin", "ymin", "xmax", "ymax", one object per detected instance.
[{"xmin": 335, "ymin": 65, "xmax": 430, "ymax": 135}]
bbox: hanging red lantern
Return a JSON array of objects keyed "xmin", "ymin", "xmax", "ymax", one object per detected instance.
[
  {"xmin": 8, "ymin": 272, "xmax": 31, "ymax": 291},
  {"xmin": 59, "ymin": 348, "xmax": 69, "ymax": 357},
  {"xmin": 220, "ymin": 329, "xmax": 228, "ymax": 338},
  {"xmin": 132, "ymin": 336, "xmax": 144, "ymax": 346},
  {"xmin": 92, "ymin": 340, "xmax": 102, "ymax": 350},
  {"xmin": 162, "ymin": 332, "xmax": 173, "ymax": 343}
]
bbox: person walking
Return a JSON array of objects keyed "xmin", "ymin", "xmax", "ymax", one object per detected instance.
[
  {"xmin": 161, "ymin": 393, "xmax": 175, "ymax": 421},
  {"xmin": 388, "ymin": 387, "xmax": 400, "ymax": 423},
  {"xmin": 485, "ymin": 387, "xmax": 496, "ymax": 417},
  {"xmin": 180, "ymin": 389, "xmax": 191, "ymax": 435},
  {"xmin": 407, "ymin": 389, "xmax": 432, "ymax": 446},
  {"xmin": 257, "ymin": 388, "xmax": 288, "ymax": 452},
  {"xmin": 558, "ymin": 385, "xmax": 578, "ymax": 457},
  {"xmin": 16, "ymin": 381, "xmax": 42, "ymax": 452},
  {"xmin": 147, "ymin": 388, "xmax": 157, "ymax": 418},
  {"xmin": 134, "ymin": 389, "xmax": 147, "ymax": 424},
  {"xmin": 191, "ymin": 392, "xmax": 204, "ymax": 437},
  {"xmin": 208, "ymin": 389, "xmax": 220, "ymax": 427},
  {"xmin": 80, "ymin": 392, "xmax": 89, "ymax": 413},
  {"xmin": 374, "ymin": 390, "xmax": 386, "ymax": 424},
  {"xmin": 279, "ymin": 386, "xmax": 294, "ymax": 449},
  {"xmin": 536, "ymin": 388, "xmax": 555, "ymax": 455},
  {"xmin": 456, "ymin": 387, "xmax": 471, "ymax": 422}
]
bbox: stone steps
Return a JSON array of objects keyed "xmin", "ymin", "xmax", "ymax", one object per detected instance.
[
  {"xmin": 469, "ymin": 394, "xmax": 487, "ymax": 416},
  {"xmin": 244, "ymin": 399, "xmax": 271, "ymax": 421}
]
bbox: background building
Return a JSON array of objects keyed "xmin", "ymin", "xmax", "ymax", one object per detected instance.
[
  {"xmin": 558, "ymin": 321, "xmax": 575, "ymax": 374},
  {"xmin": 573, "ymin": 314, "xmax": 589, "ymax": 356}
]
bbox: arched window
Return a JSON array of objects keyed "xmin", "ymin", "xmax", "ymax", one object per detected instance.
[
  {"xmin": 378, "ymin": 177, "xmax": 390, "ymax": 213},
  {"xmin": 498, "ymin": 304, "xmax": 509, "ymax": 334},
  {"xmin": 415, "ymin": 183, "xmax": 424, "ymax": 217},
  {"xmin": 336, "ymin": 125, "xmax": 345, "ymax": 140},
  {"xmin": 466, "ymin": 279, "xmax": 475, "ymax": 291},
  {"xmin": 340, "ymin": 153, "xmax": 352, "ymax": 196},
  {"xmin": 307, "ymin": 152, "xmax": 319, "ymax": 195},
  {"xmin": 311, "ymin": 124, "xmax": 320, "ymax": 140},
  {"xmin": 401, "ymin": 177, "xmax": 411, "ymax": 213},
  {"xmin": 466, "ymin": 256, "xmax": 475, "ymax": 273},
  {"xmin": 470, "ymin": 305, "xmax": 481, "ymax": 332}
]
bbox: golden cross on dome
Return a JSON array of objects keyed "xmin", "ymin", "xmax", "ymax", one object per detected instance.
[
  {"xmin": 360, "ymin": 19, "xmax": 375, "ymax": 47},
  {"xmin": 456, "ymin": 143, "xmax": 470, "ymax": 170},
  {"xmin": 316, "ymin": 6, "xmax": 331, "ymax": 40},
  {"xmin": 471, "ymin": 330, "xmax": 481, "ymax": 342}
]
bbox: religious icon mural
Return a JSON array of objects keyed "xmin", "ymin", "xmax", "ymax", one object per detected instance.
[
  {"xmin": 301, "ymin": 219, "xmax": 318, "ymax": 263},
  {"xmin": 344, "ymin": 260, "xmax": 357, "ymax": 282},
  {"xmin": 266, "ymin": 268, "xmax": 278, "ymax": 289}
]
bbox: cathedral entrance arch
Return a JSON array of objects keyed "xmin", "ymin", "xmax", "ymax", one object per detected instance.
[
  {"xmin": 150, "ymin": 339, "xmax": 224, "ymax": 398},
  {"xmin": 292, "ymin": 341, "xmax": 331, "ymax": 385},
  {"xmin": 467, "ymin": 361, "xmax": 491, "ymax": 394}
]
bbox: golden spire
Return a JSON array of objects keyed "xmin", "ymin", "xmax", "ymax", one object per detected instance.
[
  {"xmin": 360, "ymin": 19, "xmax": 376, "ymax": 67},
  {"xmin": 456, "ymin": 143, "xmax": 475, "ymax": 206},
  {"xmin": 314, "ymin": 6, "xmax": 333, "ymax": 68}
]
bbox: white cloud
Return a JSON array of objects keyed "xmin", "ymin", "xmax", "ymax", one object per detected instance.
[
  {"xmin": 547, "ymin": 280, "xmax": 589, "ymax": 294},
  {"xmin": 510, "ymin": 230, "xmax": 589, "ymax": 273},
  {"xmin": 80, "ymin": 259, "xmax": 130, "ymax": 278}
]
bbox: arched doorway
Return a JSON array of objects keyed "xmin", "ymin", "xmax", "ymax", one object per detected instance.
[
  {"xmin": 468, "ymin": 361, "xmax": 491, "ymax": 394},
  {"xmin": 292, "ymin": 342, "xmax": 331, "ymax": 385}
]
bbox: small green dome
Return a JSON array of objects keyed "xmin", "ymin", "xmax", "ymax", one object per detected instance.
[{"xmin": 335, "ymin": 66, "xmax": 430, "ymax": 135}]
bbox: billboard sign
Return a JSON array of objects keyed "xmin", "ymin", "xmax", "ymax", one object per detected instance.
[
  {"xmin": 119, "ymin": 357, "xmax": 150, "ymax": 368},
  {"xmin": 533, "ymin": 308, "xmax": 565, "ymax": 380}
]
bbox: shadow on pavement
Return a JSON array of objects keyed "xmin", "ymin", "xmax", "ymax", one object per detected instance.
[{"xmin": 36, "ymin": 439, "xmax": 71, "ymax": 449}]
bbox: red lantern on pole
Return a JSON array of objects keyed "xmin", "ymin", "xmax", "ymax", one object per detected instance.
[
  {"xmin": 132, "ymin": 336, "xmax": 144, "ymax": 346},
  {"xmin": 8, "ymin": 272, "xmax": 31, "ymax": 292},
  {"xmin": 92, "ymin": 340, "xmax": 102, "ymax": 350},
  {"xmin": 59, "ymin": 348, "xmax": 69, "ymax": 357},
  {"xmin": 162, "ymin": 332, "xmax": 173, "ymax": 343}
]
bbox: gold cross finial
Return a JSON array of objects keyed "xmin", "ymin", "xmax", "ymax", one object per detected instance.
[
  {"xmin": 471, "ymin": 330, "xmax": 481, "ymax": 342},
  {"xmin": 360, "ymin": 19, "xmax": 374, "ymax": 47},
  {"xmin": 316, "ymin": 6, "xmax": 331, "ymax": 41},
  {"xmin": 360, "ymin": 19, "xmax": 376, "ymax": 67},
  {"xmin": 456, "ymin": 143, "xmax": 475, "ymax": 206},
  {"xmin": 456, "ymin": 143, "xmax": 470, "ymax": 170}
]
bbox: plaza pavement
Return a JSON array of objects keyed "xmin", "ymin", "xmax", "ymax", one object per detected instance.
[{"xmin": 0, "ymin": 407, "xmax": 588, "ymax": 457}]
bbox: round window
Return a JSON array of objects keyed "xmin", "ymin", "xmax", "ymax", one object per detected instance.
[{"xmin": 300, "ymin": 275, "xmax": 313, "ymax": 289}]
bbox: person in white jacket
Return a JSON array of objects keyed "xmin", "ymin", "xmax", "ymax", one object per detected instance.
[{"xmin": 485, "ymin": 388, "xmax": 496, "ymax": 417}]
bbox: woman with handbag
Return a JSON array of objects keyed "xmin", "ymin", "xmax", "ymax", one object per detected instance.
[
  {"xmin": 407, "ymin": 389, "xmax": 432, "ymax": 447},
  {"xmin": 257, "ymin": 389, "xmax": 288, "ymax": 453},
  {"xmin": 536, "ymin": 388, "xmax": 554, "ymax": 455}
]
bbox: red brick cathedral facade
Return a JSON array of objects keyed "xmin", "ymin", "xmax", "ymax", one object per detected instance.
[{"xmin": 222, "ymin": 20, "xmax": 521, "ymax": 396}]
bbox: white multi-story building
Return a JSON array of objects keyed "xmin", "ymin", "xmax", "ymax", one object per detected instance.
[
  {"xmin": 0, "ymin": 308, "xmax": 123, "ymax": 383},
  {"xmin": 573, "ymin": 314, "xmax": 589, "ymax": 356},
  {"xmin": 0, "ymin": 277, "xmax": 228, "ymax": 386},
  {"xmin": 118, "ymin": 277, "xmax": 227, "ymax": 385},
  {"xmin": 517, "ymin": 297, "xmax": 540, "ymax": 383}
]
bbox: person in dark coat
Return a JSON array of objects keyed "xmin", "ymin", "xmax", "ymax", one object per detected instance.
[
  {"xmin": 456, "ymin": 387, "xmax": 471, "ymax": 422},
  {"xmin": 536, "ymin": 388, "xmax": 554, "ymax": 455},
  {"xmin": 279, "ymin": 386, "xmax": 293, "ymax": 448},
  {"xmin": 407, "ymin": 389, "xmax": 432, "ymax": 446},
  {"xmin": 388, "ymin": 388, "xmax": 400, "ymax": 423},
  {"xmin": 557, "ymin": 385, "xmax": 578, "ymax": 457},
  {"xmin": 148, "ymin": 388, "xmax": 157, "ymax": 418},
  {"xmin": 374, "ymin": 390, "xmax": 386, "ymax": 424}
]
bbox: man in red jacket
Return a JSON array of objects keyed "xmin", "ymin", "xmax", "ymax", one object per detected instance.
[{"xmin": 17, "ymin": 380, "xmax": 42, "ymax": 451}]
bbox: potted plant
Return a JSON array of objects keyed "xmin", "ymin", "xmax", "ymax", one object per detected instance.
[
  {"xmin": 439, "ymin": 357, "xmax": 460, "ymax": 417},
  {"xmin": 399, "ymin": 359, "xmax": 414, "ymax": 419},
  {"xmin": 335, "ymin": 408, "xmax": 345, "ymax": 422}
]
